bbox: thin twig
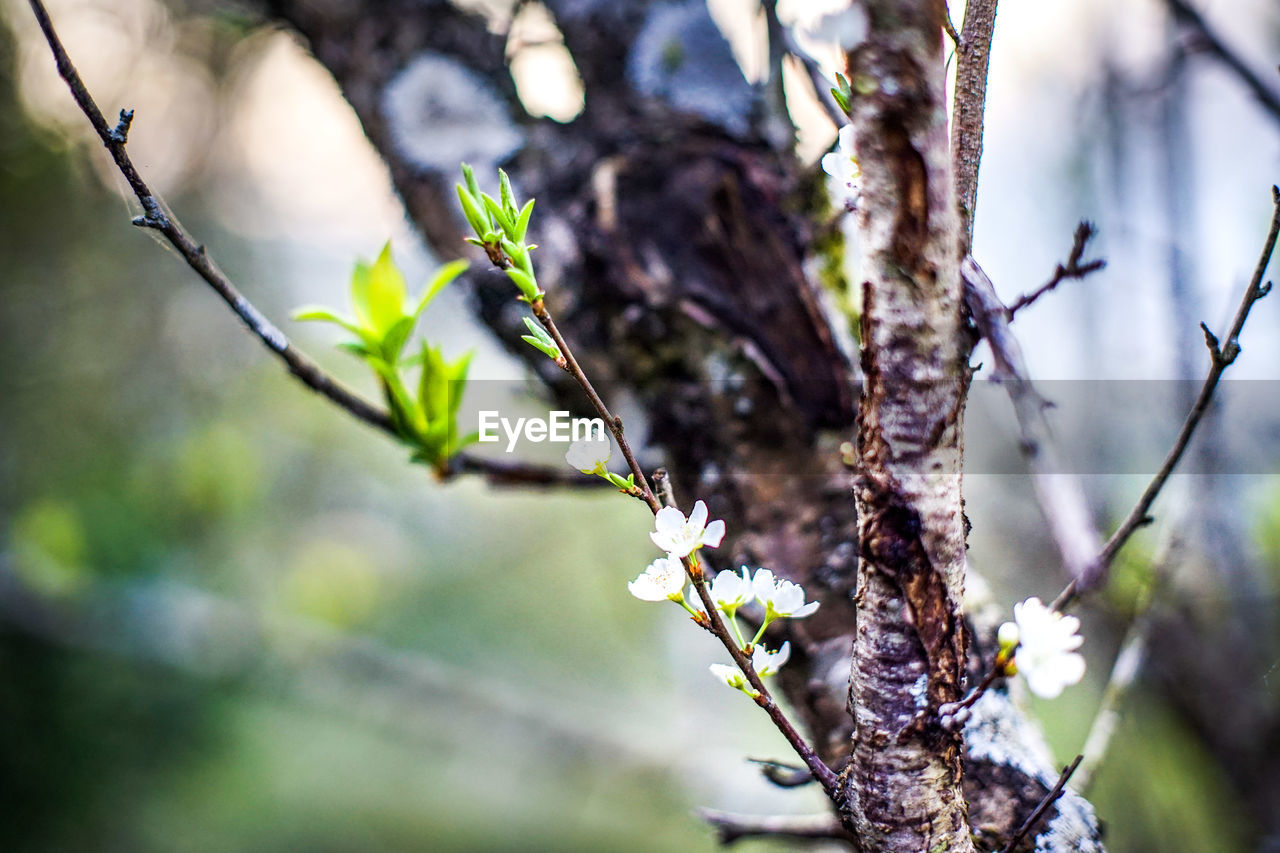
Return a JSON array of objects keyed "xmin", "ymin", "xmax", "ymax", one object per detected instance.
[
  {"xmin": 28, "ymin": 0, "xmax": 586, "ymax": 494},
  {"xmin": 448, "ymin": 454, "xmax": 605, "ymax": 488},
  {"xmin": 998, "ymin": 755, "xmax": 1083, "ymax": 853},
  {"xmin": 1164, "ymin": 0, "xmax": 1280, "ymax": 127},
  {"xmin": 1056, "ymin": 186, "xmax": 1280, "ymax": 610},
  {"xmin": 1005, "ymin": 222, "xmax": 1106, "ymax": 318},
  {"xmin": 489, "ymin": 294, "xmax": 838, "ymax": 796},
  {"xmin": 652, "ymin": 468, "xmax": 678, "ymax": 508},
  {"xmin": 27, "ymin": 0, "xmax": 391, "ymax": 434},
  {"xmin": 697, "ymin": 809, "xmax": 860, "ymax": 849},
  {"xmin": 963, "ymin": 257, "xmax": 1105, "ymax": 596},
  {"xmin": 1074, "ymin": 528, "xmax": 1180, "ymax": 791},
  {"xmin": 951, "ymin": 0, "xmax": 998, "ymax": 251}
]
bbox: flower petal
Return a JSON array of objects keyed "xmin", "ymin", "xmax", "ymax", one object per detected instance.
[
  {"xmin": 689, "ymin": 500, "xmax": 709, "ymax": 530},
  {"xmin": 702, "ymin": 519, "xmax": 726, "ymax": 548}
]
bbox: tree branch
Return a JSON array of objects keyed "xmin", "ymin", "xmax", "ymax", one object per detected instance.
[
  {"xmin": 998, "ymin": 755, "xmax": 1083, "ymax": 853},
  {"xmin": 1164, "ymin": 0, "xmax": 1280, "ymax": 127},
  {"xmin": 26, "ymin": 0, "xmax": 390, "ymax": 431},
  {"xmin": 697, "ymin": 809, "xmax": 859, "ymax": 849},
  {"xmin": 951, "ymin": 0, "xmax": 998, "ymax": 251},
  {"xmin": 1059, "ymin": 185, "xmax": 1280, "ymax": 608},
  {"xmin": 27, "ymin": 0, "xmax": 593, "ymax": 494},
  {"xmin": 962, "ymin": 256, "xmax": 1106, "ymax": 597},
  {"xmin": 1005, "ymin": 222, "xmax": 1106, "ymax": 318}
]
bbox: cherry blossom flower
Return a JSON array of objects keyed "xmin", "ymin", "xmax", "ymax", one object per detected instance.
[
  {"xmin": 1001, "ymin": 597, "xmax": 1086, "ymax": 699},
  {"xmin": 710, "ymin": 568, "xmax": 755, "ymax": 615},
  {"xmin": 650, "ymin": 500, "xmax": 726, "ymax": 558},
  {"xmin": 751, "ymin": 641, "xmax": 791, "ymax": 677},
  {"xmin": 752, "ymin": 569, "xmax": 821, "ymax": 621},
  {"xmin": 821, "ymin": 126, "xmax": 860, "ymax": 209},
  {"xmin": 627, "ymin": 555, "xmax": 687, "ymax": 602},
  {"xmin": 709, "ymin": 642, "xmax": 790, "ymax": 697},
  {"xmin": 709, "ymin": 663, "xmax": 754, "ymax": 695},
  {"xmin": 564, "ymin": 436, "xmax": 611, "ymax": 475}
]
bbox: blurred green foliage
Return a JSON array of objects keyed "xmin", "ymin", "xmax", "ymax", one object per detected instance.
[{"xmin": 3, "ymin": 3, "xmax": 1278, "ymax": 852}]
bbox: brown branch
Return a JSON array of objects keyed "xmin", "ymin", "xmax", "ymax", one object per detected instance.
[
  {"xmin": 1165, "ymin": 0, "xmax": 1280, "ymax": 127},
  {"xmin": 963, "ymin": 256, "xmax": 1106, "ymax": 595},
  {"xmin": 968, "ymin": 188, "xmax": 1278, "ymax": 614},
  {"xmin": 1006, "ymin": 222, "xmax": 1106, "ymax": 318},
  {"xmin": 1055, "ymin": 185, "xmax": 1280, "ymax": 608},
  {"xmin": 27, "ymin": 0, "xmax": 395, "ymax": 437},
  {"xmin": 998, "ymin": 755, "xmax": 1083, "ymax": 853},
  {"xmin": 447, "ymin": 274, "xmax": 839, "ymax": 796},
  {"xmin": 447, "ymin": 454, "xmax": 606, "ymax": 488},
  {"xmin": 27, "ymin": 0, "xmax": 590, "ymax": 494},
  {"xmin": 697, "ymin": 809, "xmax": 860, "ymax": 849},
  {"xmin": 951, "ymin": 0, "xmax": 998, "ymax": 251}
]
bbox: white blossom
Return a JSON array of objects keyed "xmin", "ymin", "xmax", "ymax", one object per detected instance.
[
  {"xmin": 627, "ymin": 555, "xmax": 687, "ymax": 602},
  {"xmin": 564, "ymin": 436, "xmax": 612, "ymax": 474},
  {"xmin": 709, "ymin": 663, "xmax": 754, "ymax": 695},
  {"xmin": 710, "ymin": 567, "xmax": 754, "ymax": 615},
  {"xmin": 821, "ymin": 126, "xmax": 860, "ymax": 209},
  {"xmin": 751, "ymin": 641, "xmax": 791, "ymax": 677},
  {"xmin": 1003, "ymin": 597, "xmax": 1086, "ymax": 699},
  {"xmin": 752, "ymin": 569, "xmax": 820, "ymax": 620},
  {"xmin": 650, "ymin": 500, "xmax": 726, "ymax": 558}
]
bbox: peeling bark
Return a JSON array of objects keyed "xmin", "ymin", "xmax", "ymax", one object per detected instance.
[{"xmin": 841, "ymin": 0, "xmax": 972, "ymax": 849}]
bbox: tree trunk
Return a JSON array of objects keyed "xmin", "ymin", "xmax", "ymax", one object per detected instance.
[{"xmin": 840, "ymin": 0, "xmax": 972, "ymax": 848}]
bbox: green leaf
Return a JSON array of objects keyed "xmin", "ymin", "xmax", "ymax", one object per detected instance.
[
  {"xmin": 481, "ymin": 193, "xmax": 517, "ymax": 239},
  {"xmin": 349, "ymin": 260, "xmax": 375, "ymax": 331},
  {"xmin": 505, "ymin": 268, "xmax": 540, "ymax": 301},
  {"xmin": 418, "ymin": 344, "xmax": 449, "ymax": 425},
  {"xmin": 498, "ymin": 169, "xmax": 517, "ymax": 217},
  {"xmin": 293, "ymin": 306, "xmax": 363, "ymax": 336},
  {"xmin": 370, "ymin": 358, "xmax": 423, "ymax": 442},
  {"xmin": 445, "ymin": 350, "xmax": 474, "ymax": 419},
  {"xmin": 457, "ymin": 184, "xmax": 491, "ymax": 237},
  {"xmin": 499, "ymin": 237, "xmax": 530, "ymax": 272},
  {"xmin": 521, "ymin": 335, "xmax": 559, "ymax": 359},
  {"xmin": 461, "ymin": 162, "xmax": 481, "ymax": 203},
  {"xmin": 379, "ymin": 315, "xmax": 416, "ymax": 364},
  {"xmin": 415, "ymin": 258, "xmax": 469, "ymax": 318},
  {"xmin": 366, "ymin": 242, "xmax": 409, "ymax": 336},
  {"xmin": 514, "ymin": 199, "xmax": 535, "ymax": 242},
  {"xmin": 831, "ymin": 72, "xmax": 852, "ymax": 116},
  {"xmin": 520, "ymin": 316, "xmax": 560, "ymax": 360},
  {"xmin": 336, "ymin": 341, "xmax": 373, "ymax": 359}
]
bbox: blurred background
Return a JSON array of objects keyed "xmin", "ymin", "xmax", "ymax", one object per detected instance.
[{"xmin": 1, "ymin": 0, "xmax": 1279, "ymax": 850}]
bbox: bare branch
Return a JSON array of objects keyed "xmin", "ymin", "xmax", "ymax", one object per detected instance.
[
  {"xmin": 967, "ymin": 185, "xmax": 1277, "ymax": 615},
  {"xmin": 27, "ymin": 0, "xmax": 592, "ymax": 494},
  {"xmin": 1164, "ymin": 0, "xmax": 1280, "ymax": 127},
  {"xmin": 448, "ymin": 454, "xmax": 605, "ymax": 488},
  {"xmin": 951, "ymin": 0, "xmax": 999, "ymax": 250},
  {"xmin": 998, "ymin": 756, "xmax": 1084, "ymax": 853},
  {"xmin": 1075, "ymin": 530, "xmax": 1181, "ymax": 791},
  {"xmin": 697, "ymin": 809, "xmax": 859, "ymax": 849},
  {"xmin": 1006, "ymin": 222, "xmax": 1106, "ymax": 318},
  {"xmin": 1060, "ymin": 186, "xmax": 1280, "ymax": 608},
  {"xmin": 963, "ymin": 257, "xmax": 1105, "ymax": 596},
  {"xmin": 28, "ymin": 0, "xmax": 393, "ymax": 431}
]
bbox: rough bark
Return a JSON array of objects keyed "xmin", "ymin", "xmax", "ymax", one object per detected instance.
[
  {"xmin": 253, "ymin": 1, "xmax": 1104, "ymax": 848},
  {"xmin": 839, "ymin": 1, "xmax": 972, "ymax": 849}
]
